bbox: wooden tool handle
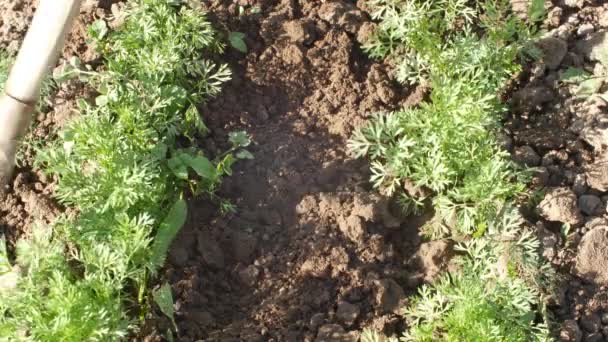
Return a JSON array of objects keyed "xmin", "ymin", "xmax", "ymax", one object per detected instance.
[
  {"xmin": 0, "ymin": 0, "xmax": 81, "ymax": 190},
  {"xmin": 5, "ymin": 0, "xmax": 82, "ymax": 103}
]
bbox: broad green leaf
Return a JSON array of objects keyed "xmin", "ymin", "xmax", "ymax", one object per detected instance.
[
  {"xmin": 150, "ymin": 199, "xmax": 188, "ymax": 271},
  {"xmin": 153, "ymin": 283, "xmax": 177, "ymax": 330},
  {"xmin": 228, "ymin": 131, "xmax": 251, "ymax": 148},
  {"xmin": 188, "ymin": 156, "xmax": 216, "ymax": 179},
  {"xmin": 89, "ymin": 20, "xmax": 108, "ymax": 40},
  {"xmin": 576, "ymin": 77, "xmax": 605, "ymax": 97},
  {"xmin": 236, "ymin": 150, "xmax": 254, "ymax": 160},
  {"xmin": 168, "ymin": 154, "xmax": 189, "ymax": 180},
  {"xmin": 560, "ymin": 67, "xmax": 590, "ymax": 83},
  {"xmin": 228, "ymin": 32, "xmax": 247, "ymax": 53}
]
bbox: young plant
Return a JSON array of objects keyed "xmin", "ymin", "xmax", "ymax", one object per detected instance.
[
  {"xmin": 0, "ymin": 1, "xmax": 237, "ymax": 339},
  {"xmin": 350, "ymin": 0, "xmax": 538, "ymax": 238},
  {"xmin": 403, "ymin": 208, "xmax": 552, "ymax": 341}
]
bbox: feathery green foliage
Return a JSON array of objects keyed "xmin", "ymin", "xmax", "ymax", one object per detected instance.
[
  {"xmin": 0, "ymin": 1, "xmax": 239, "ymax": 339},
  {"xmin": 349, "ymin": 0, "xmax": 538, "ymax": 237},
  {"xmin": 403, "ymin": 208, "xmax": 552, "ymax": 341},
  {"xmin": 354, "ymin": 0, "xmax": 553, "ymax": 340}
]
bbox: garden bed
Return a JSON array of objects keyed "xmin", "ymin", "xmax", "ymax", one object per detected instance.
[{"xmin": 1, "ymin": 0, "xmax": 608, "ymax": 341}]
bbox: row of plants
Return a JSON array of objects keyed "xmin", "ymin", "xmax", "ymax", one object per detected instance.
[
  {"xmin": 0, "ymin": 0, "xmax": 247, "ymax": 340},
  {"xmin": 353, "ymin": 0, "xmax": 554, "ymax": 340}
]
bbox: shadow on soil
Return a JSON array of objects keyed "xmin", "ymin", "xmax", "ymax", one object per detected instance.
[{"xmin": 143, "ymin": 0, "xmax": 451, "ymax": 340}]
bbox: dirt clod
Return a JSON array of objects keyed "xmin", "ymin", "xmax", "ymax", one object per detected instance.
[
  {"xmin": 578, "ymin": 194, "xmax": 603, "ymax": 216},
  {"xmin": 537, "ymin": 37, "xmax": 568, "ymax": 70},
  {"xmin": 539, "ymin": 187, "xmax": 583, "ymax": 225},
  {"xmin": 513, "ymin": 145, "xmax": 542, "ymax": 166},
  {"xmin": 336, "ymin": 301, "xmax": 360, "ymax": 326},
  {"xmin": 561, "ymin": 319, "xmax": 583, "ymax": 342},
  {"xmin": 373, "ymin": 278, "xmax": 405, "ymax": 315},
  {"xmin": 580, "ymin": 313, "xmax": 601, "ymax": 333},
  {"xmin": 197, "ymin": 235, "xmax": 225, "ymax": 269},
  {"xmin": 574, "ymin": 30, "xmax": 608, "ymax": 63},
  {"xmin": 316, "ymin": 324, "xmax": 353, "ymax": 342},
  {"xmin": 575, "ymin": 226, "xmax": 608, "ymax": 284},
  {"xmin": 585, "ymin": 160, "xmax": 608, "ymax": 192}
]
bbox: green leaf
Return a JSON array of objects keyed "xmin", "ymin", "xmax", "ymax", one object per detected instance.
[
  {"xmin": 184, "ymin": 104, "xmax": 208, "ymax": 137},
  {"xmin": 168, "ymin": 155, "xmax": 189, "ymax": 180},
  {"xmin": 560, "ymin": 67, "xmax": 590, "ymax": 84},
  {"xmin": 228, "ymin": 131, "xmax": 251, "ymax": 148},
  {"xmin": 151, "ymin": 143, "xmax": 168, "ymax": 161},
  {"xmin": 218, "ymin": 154, "xmax": 236, "ymax": 176},
  {"xmin": 52, "ymin": 63, "xmax": 79, "ymax": 83},
  {"xmin": 528, "ymin": 0, "xmax": 545, "ymax": 23},
  {"xmin": 228, "ymin": 32, "xmax": 247, "ymax": 53},
  {"xmin": 188, "ymin": 156, "xmax": 216, "ymax": 179},
  {"xmin": 575, "ymin": 77, "xmax": 605, "ymax": 97},
  {"xmin": 561, "ymin": 223, "xmax": 571, "ymax": 239},
  {"xmin": 236, "ymin": 150, "xmax": 254, "ymax": 160},
  {"xmin": 89, "ymin": 20, "xmax": 108, "ymax": 40},
  {"xmin": 149, "ymin": 199, "xmax": 188, "ymax": 271},
  {"xmin": 153, "ymin": 283, "xmax": 177, "ymax": 330},
  {"xmin": 472, "ymin": 222, "xmax": 487, "ymax": 238}
]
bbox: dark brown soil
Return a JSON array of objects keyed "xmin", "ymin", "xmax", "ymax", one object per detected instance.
[
  {"xmin": 505, "ymin": 1, "xmax": 608, "ymax": 340},
  {"xmin": 141, "ymin": 1, "xmax": 445, "ymax": 341}
]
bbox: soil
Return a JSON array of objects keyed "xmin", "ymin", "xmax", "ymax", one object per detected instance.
[
  {"xmin": 505, "ymin": 1, "xmax": 608, "ymax": 340},
  {"xmin": 142, "ymin": 1, "xmax": 447, "ymax": 340},
  {"xmin": 2, "ymin": 0, "xmax": 447, "ymax": 340}
]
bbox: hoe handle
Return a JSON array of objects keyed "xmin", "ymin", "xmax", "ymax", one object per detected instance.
[{"xmin": 0, "ymin": 0, "xmax": 81, "ymax": 190}]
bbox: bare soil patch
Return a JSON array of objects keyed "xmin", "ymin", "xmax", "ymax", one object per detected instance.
[
  {"xmin": 141, "ymin": 0, "xmax": 444, "ymax": 340},
  {"xmin": 1, "ymin": 0, "xmax": 446, "ymax": 340}
]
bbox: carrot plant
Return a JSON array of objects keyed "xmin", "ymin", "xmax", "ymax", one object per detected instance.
[
  {"xmin": 350, "ymin": 0, "xmax": 542, "ymax": 238},
  {"xmin": 0, "ymin": 1, "xmax": 244, "ymax": 339},
  {"xmin": 401, "ymin": 207, "xmax": 552, "ymax": 341},
  {"xmin": 354, "ymin": 0, "xmax": 553, "ymax": 340}
]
